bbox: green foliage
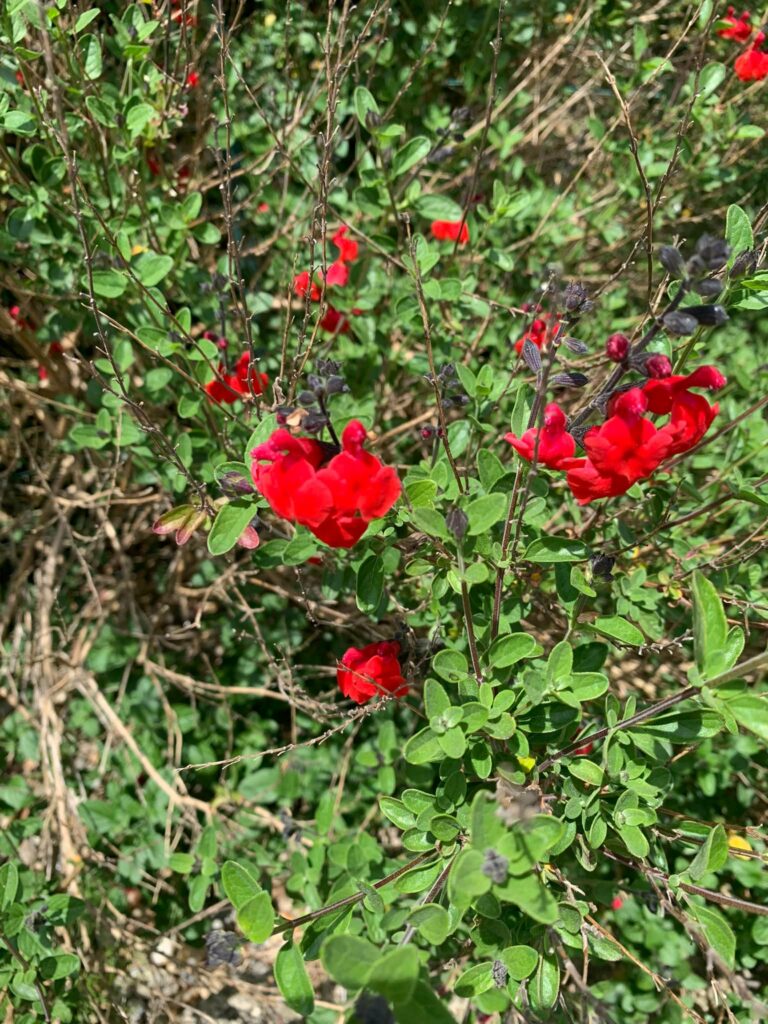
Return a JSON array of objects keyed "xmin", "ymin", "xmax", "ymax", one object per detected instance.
[{"xmin": 1, "ymin": 1, "xmax": 767, "ymax": 1023}]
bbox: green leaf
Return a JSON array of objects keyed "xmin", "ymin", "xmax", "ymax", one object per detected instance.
[
  {"xmin": 207, "ymin": 500, "xmax": 255, "ymax": 556},
  {"xmin": 687, "ymin": 824, "xmax": 728, "ymax": 881},
  {"xmin": 496, "ymin": 870, "xmax": 559, "ymax": 923},
  {"xmin": 221, "ymin": 860, "xmax": 262, "ymax": 910},
  {"xmin": 0, "ymin": 861, "xmax": 18, "ymax": 909},
  {"xmin": 80, "ymin": 33, "xmax": 102, "ymax": 79},
  {"xmin": 525, "ymin": 537, "xmax": 589, "ymax": 563},
  {"xmin": 275, "ymin": 941, "xmax": 314, "ymax": 1016},
  {"xmin": 134, "ymin": 252, "xmax": 174, "ymax": 288},
  {"xmin": 432, "ymin": 648, "xmax": 469, "ymax": 683},
  {"xmin": 379, "ymin": 797, "xmax": 416, "ymax": 830},
  {"xmin": 407, "ymin": 903, "xmax": 450, "ymax": 944},
  {"xmin": 691, "ymin": 571, "xmax": 728, "ymax": 678},
  {"xmin": 367, "ymin": 946, "xmax": 419, "ymax": 1003},
  {"xmin": 424, "ymin": 678, "xmax": 451, "ymax": 719},
  {"xmin": 728, "ymin": 695, "xmax": 768, "ymax": 740},
  {"xmin": 590, "ymin": 616, "xmax": 644, "ymax": 646},
  {"xmin": 454, "ymin": 961, "xmax": 494, "ymax": 997},
  {"xmin": 617, "ymin": 824, "xmax": 649, "ymax": 858},
  {"xmin": 499, "ymin": 944, "xmax": 538, "ymax": 980},
  {"xmin": 411, "ymin": 507, "xmax": 448, "ymax": 539},
  {"xmin": 488, "ymin": 633, "xmax": 539, "ymax": 669},
  {"xmin": 356, "ymin": 555, "xmax": 384, "ymax": 614},
  {"xmin": 688, "ymin": 904, "xmax": 735, "ymax": 969},
  {"xmin": 126, "ymin": 102, "xmax": 155, "ymax": 136},
  {"xmin": 635, "ymin": 709, "xmax": 723, "ymax": 742},
  {"xmin": 321, "ymin": 934, "xmax": 378, "ymax": 989},
  {"xmin": 353, "ymin": 86, "xmax": 380, "ymax": 127},
  {"xmin": 392, "ymin": 980, "xmax": 458, "ymax": 1024},
  {"xmin": 465, "ymin": 493, "xmax": 507, "ymax": 535},
  {"xmin": 391, "ymin": 136, "xmax": 431, "ymax": 178},
  {"xmin": 38, "ymin": 953, "xmax": 79, "ymax": 981},
  {"xmin": 168, "ymin": 852, "xmax": 195, "ymax": 874},
  {"xmin": 726, "ymin": 204, "xmax": 753, "ymax": 258},
  {"xmin": 238, "ymin": 891, "xmax": 274, "ymax": 943},
  {"xmin": 75, "ymin": 10, "xmax": 100, "ymax": 32},
  {"xmin": 413, "ymin": 194, "xmax": 464, "ymax": 221},
  {"xmin": 403, "ymin": 726, "xmax": 444, "ymax": 764},
  {"xmin": 89, "ymin": 269, "xmax": 128, "ymax": 298},
  {"xmin": 530, "ymin": 952, "xmax": 560, "ymax": 1011},
  {"xmin": 568, "ymin": 760, "xmax": 604, "ymax": 787}
]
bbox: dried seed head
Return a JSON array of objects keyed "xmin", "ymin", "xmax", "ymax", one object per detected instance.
[
  {"xmin": 522, "ymin": 338, "xmax": 542, "ymax": 374},
  {"xmin": 730, "ymin": 248, "xmax": 759, "ymax": 278},
  {"xmin": 482, "ymin": 849, "xmax": 509, "ymax": 884},
  {"xmin": 492, "ymin": 960, "xmax": 509, "ymax": 988}
]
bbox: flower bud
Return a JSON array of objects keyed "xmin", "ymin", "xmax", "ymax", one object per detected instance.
[
  {"xmin": 693, "ymin": 278, "xmax": 723, "ymax": 298},
  {"xmin": 446, "ymin": 506, "xmax": 469, "ymax": 541},
  {"xmin": 693, "ymin": 234, "xmax": 730, "ymax": 272},
  {"xmin": 551, "ymin": 371, "xmax": 589, "ymax": 388},
  {"xmin": 492, "ymin": 961, "xmax": 508, "ymax": 989},
  {"xmin": 521, "ymin": 337, "xmax": 542, "ymax": 373},
  {"xmin": 325, "ymin": 374, "xmax": 348, "ymax": 396},
  {"xmin": 645, "ymin": 354, "xmax": 673, "ymax": 379},
  {"xmin": 662, "ymin": 311, "xmax": 699, "ymax": 336},
  {"xmin": 730, "ymin": 248, "xmax": 758, "ymax": 278},
  {"xmin": 420, "ymin": 426, "xmax": 434, "ymax": 440},
  {"xmin": 297, "ymin": 390, "xmax": 317, "ymax": 407},
  {"xmin": 482, "ymin": 849, "xmax": 509, "ymax": 884},
  {"xmin": 658, "ymin": 245, "xmax": 686, "ymax": 278},
  {"xmin": 563, "ymin": 336, "xmax": 589, "ymax": 354},
  {"xmin": 682, "ymin": 304, "xmax": 729, "ymax": 327},
  {"xmin": 605, "ymin": 332, "xmax": 629, "ymax": 362},
  {"xmin": 562, "ymin": 281, "xmax": 592, "ymax": 314}
]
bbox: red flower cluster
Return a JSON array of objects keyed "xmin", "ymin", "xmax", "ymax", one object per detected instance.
[
  {"xmin": 514, "ymin": 311, "xmax": 560, "ymax": 355},
  {"xmin": 430, "ymin": 219, "xmax": 469, "ymax": 245},
  {"xmin": 337, "ymin": 641, "xmax": 407, "ymax": 704},
  {"xmin": 251, "ymin": 419, "xmax": 401, "ymax": 548},
  {"xmin": 735, "ymin": 30, "xmax": 768, "ymax": 80},
  {"xmin": 505, "ymin": 366, "xmax": 726, "ymax": 505},
  {"xmin": 293, "ymin": 226, "xmax": 361, "ymax": 335},
  {"xmin": 185, "ymin": 70, "xmax": 200, "ymax": 89},
  {"xmin": 718, "ymin": 6, "xmax": 753, "ymax": 41},
  {"xmin": 205, "ymin": 352, "xmax": 269, "ymax": 404},
  {"xmin": 717, "ymin": 8, "xmax": 768, "ymax": 81}
]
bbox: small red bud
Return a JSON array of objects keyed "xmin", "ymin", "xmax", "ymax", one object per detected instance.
[
  {"xmin": 573, "ymin": 742, "xmax": 593, "ymax": 756},
  {"xmin": 611, "ymin": 896, "xmax": 623, "ymax": 911},
  {"xmin": 420, "ymin": 427, "xmax": 433, "ymax": 440},
  {"xmin": 645, "ymin": 354, "xmax": 672, "ymax": 379},
  {"xmin": 605, "ymin": 333, "xmax": 629, "ymax": 362},
  {"xmin": 185, "ymin": 71, "xmax": 200, "ymax": 89}
]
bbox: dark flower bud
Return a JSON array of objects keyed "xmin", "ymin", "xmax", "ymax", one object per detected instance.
[
  {"xmin": 306, "ymin": 373, "xmax": 323, "ymax": 391},
  {"xmin": 522, "ymin": 338, "xmax": 542, "ymax": 374},
  {"xmin": 219, "ymin": 471, "xmax": 255, "ymax": 496},
  {"xmin": 492, "ymin": 960, "xmax": 509, "ymax": 988},
  {"xmin": 644, "ymin": 354, "xmax": 673, "ymax": 379},
  {"xmin": 662, "ymin": 311, "xmax": 699, "ymax": 336},
  {"xmin": 354, "ymin": 994, "xmax": 395, "ymax": 1024},
  {"xmin": 562, "ymin": 281, "xmax": 592, "ymax": 314},
  {"xmin": 420, "ymin": 426, "xmax": 434, "ymax": 440},
  {"xmin": 430, "ymin": 145, "xmax": 456, "ymax": 163},
  {"xmin": 551, "ymin": 372, "xmax": 589, "ymax": 388},
  {"xmin": 693, "ymin": 278, "xmax": 723, "ymax": 298},
  {"xmin": 297, "ymin": 390, "xmax": 317, "ymax": 407},
  {"xmin": 446, "ymin": 506, "xmax": 469, "ymax": 541},
  {"xmin": 205, "ymin": 930, "xmax": 242, "ymax": 968},
  {"xmin": 605, "ymin": 332, "xmax": 629, "ymax": 362},
  {"xmin": 482, "ymin": 848, "xmax": 509, "ymax": 884},
  {"xmin": 301, "ymin": 410, "xmax": 329, "ymax": 433},
  {"xmin": 563, "ymin": 336, "xmax": 589, "ymax": 354},
  {"xmin": 682, "ymin": 304, "xmax": 729, "ymax": 327},
  {"xmin": 658, "ymin": 245, "xmax": 686, "ymax": 279},
  {"xmin": 451, "ymin": 106, "xmax": 473, "ymax": 122},
  {"xmin": 365, "ymin": 110, "xmax": 383, "ymax": 131},
  {"xmin": 439, "ymin": 362, "xmax": 456, "ymax": 381},
  {"xmin": 730, "ymin": 248, "xmax": 759, "ymax": 278},
  {"xmin": 590, "ymin": 553, "xmax": 616, "ymax": 582},
  {"xmin": 316, "ymin": 358, "xmax": 342, "ymax": 376},
  {"xmin": 325, "ymin": 374, "xmax": 349, "ymax": 396},
  {"xmin": 694, "ymin": 234, "xmax": 730, "ymax": 272}
]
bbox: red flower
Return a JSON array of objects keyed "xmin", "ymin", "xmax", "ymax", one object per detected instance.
[
  {"xmin": 337, "ymin": 641, "xmax": 407, "ymax": 704},
  {"xmin": 205, "ymin": 353, "xmax": 268, "ymax": 404},
  {"xmin": 293, "ymin": 270, "xmax": 321, "ymax": 301},
  {"xmin": 325, "ymin": 259, "xmax": 349, "ymax": 288},
  {"xmin": 251, "ymin": 420, "xmax": 401, "ymax": 549},
  {"xmin": 431, "ymin": 219, "xmax": 469, "ymax": 245},
  {"xmin": 514, "ymin": 313, "xmax": 560, "ymax": 355},
  {"xmin": 505, "ymin": 403, "xmax": 576, "ymax": 469},
  {"xmin": 318, "ymin": 305, "xmax": 351, "ymax": 335},
  {"xmin": 573, "ymin": 741, "xmax": 594, "ymax": 756},
  {"xmin": 646, "ymin": 365, "xmax": 726, "ymax": 456},
  {"xmin": 185, "ymin": 70, "xmax": 200, "ymax": 88},
  {"xmin": 332, "ymin": 225, "xmax": 359, "ymax": 263},
  {"xmin": 146, "ymin": 152, "xmax": 162, "ymax": 177},
  {"xmin": 645, "ymin": 354, "xmax": 672, "ymax": 379},
  {"xmin": 257, "ymin": 202, "xmax": 269, "ymax": 214},
  {"xmin": 735, "ymin": 30, "xmax": 768, "ymax": 80},
  {"xmin": 611, "ymin": 896, "xmax": 623, "ymax": 911},
  {"xmin": 717, "ymin": 6, "xmax": 752, "ymax": 41}
]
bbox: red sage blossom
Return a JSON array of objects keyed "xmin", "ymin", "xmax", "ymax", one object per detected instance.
[
  {"xmin": 293, "ymin": 225, "xmax": 361, "ymax": 335},
  {"xmin": 505, "ymin": 365, "xmax": 726, "ymax": 505},
  {"xmin": 717, "ymin": 6, "xmax": 753, "ymax": 41},
  {"xmin": 250, "ymin": 419, "xmax": 401, "ymax": 548},
  {"xmin": 734, "ymin": 30, "xmax": 768, "ymax": 80},
  {"xmin": 337, "ymin": 641, "xmax": 407, "ymax": 704},
  {"xmin": 430, "ymin": 219, "xmax": 469, "ymax": 245},
  {"xmin": 205, "ymin": 352, "xmax": 269, "ymax": 404}
]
